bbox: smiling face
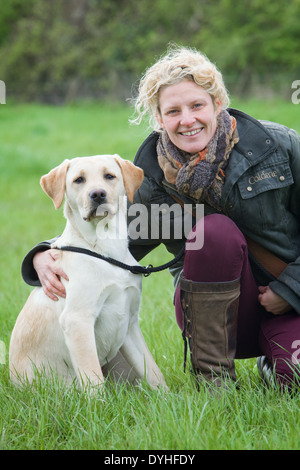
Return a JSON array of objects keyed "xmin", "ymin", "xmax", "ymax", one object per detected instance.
[{"xmin": 157, "ymin": 80, "xmax": 222, "ymax": 154}]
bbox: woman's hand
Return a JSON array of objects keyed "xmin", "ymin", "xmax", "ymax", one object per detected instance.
[
  {"xmin": 33, "ymin": 250, "xmax": 69, "ymax": 301},
  {"xmin": 258, "ymin": 285, "xmax": 291, "ymax": 315}
]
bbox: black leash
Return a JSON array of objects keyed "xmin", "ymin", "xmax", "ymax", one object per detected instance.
[{"xmin": 56, "ymin": 244, "xmax": 185, "ymax": 277}]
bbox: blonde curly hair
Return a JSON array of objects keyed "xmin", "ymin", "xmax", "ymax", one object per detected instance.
[{"xmin": 130, "ymin": 45, "xmax": 230, "ymax": 132}]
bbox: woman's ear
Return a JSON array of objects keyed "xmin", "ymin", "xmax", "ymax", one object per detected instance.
[
  {"xmin": 156, "ymin": 113, "xmax": 164, "ymax": 129},
  {"xmin": 214, "ymin": 99, "xmax": 223, "ymax": 115}
]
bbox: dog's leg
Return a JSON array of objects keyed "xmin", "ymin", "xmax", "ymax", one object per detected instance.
[
  {"xmin": 59, "ymin": 309, "xmax": 104, "ymax": 390},
  {"xmin": 120, "ymin": 322, "xmax": 168, "ymax": 390}
]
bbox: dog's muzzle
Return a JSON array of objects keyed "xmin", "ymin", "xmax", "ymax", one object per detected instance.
[
  {"xmin": 89, "ymin": 189, "xmax": 107, "ymax": 205},
  {"xmin": 83, "ymin": 189, "xmax": 109, "ymax": 221}
]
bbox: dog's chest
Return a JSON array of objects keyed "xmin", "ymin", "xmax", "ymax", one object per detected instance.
[
  {"xmin": 94, "ymin": 281, "xmax": 140, "ymax": 364},
  {"xmin": 60, "ymin": 252, "xmax": 142, "ymax": 363}
]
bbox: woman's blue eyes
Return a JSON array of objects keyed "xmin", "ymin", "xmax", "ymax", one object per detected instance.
[{"xmin": 167, "ymin": 104, "xmax": 202, "ymax": 115}]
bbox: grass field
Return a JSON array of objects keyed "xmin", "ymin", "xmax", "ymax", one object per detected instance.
[{"xmin": 0, "ymin": 98, "xmax": 300, "ymax": 451}]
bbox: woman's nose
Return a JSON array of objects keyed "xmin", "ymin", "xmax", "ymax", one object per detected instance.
[{"xmin": 180, "ymin": 109, "xmax": 196, "ymax": 126}]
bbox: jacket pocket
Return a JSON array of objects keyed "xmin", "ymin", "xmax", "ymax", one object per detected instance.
[
  {"xmin": 235, "ymin": 162, "xmax": 294, "ymax": 231},
  {"xmin": 237, "ymin": 161, "xmax": 293, "ymax": 198}
]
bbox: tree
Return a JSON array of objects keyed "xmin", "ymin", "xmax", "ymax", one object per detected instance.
[{"xmin": 0, "ymin": 0, "xmax": 298, "ymax": 102}]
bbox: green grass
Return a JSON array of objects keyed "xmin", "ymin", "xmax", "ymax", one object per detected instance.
[{"xmin": 1, "ymin": 99, "xmax": 300, "ymax": 451}]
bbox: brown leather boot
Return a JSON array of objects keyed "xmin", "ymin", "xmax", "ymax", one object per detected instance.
[{"xmin": 180, "ymin": 275, "xmax": 240, "ymax": 388}]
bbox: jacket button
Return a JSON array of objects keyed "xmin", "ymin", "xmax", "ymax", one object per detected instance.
[
  {"xmin": 279, "ymin": 176, "xmax": 285, "ymax": 181},
  {"xmin": 266, "ymin": 139, "xmax": 271, "ymax": 144},
  {"xmin": 247, "ymin": 186, "xmax": 252, "ymax": 191},
  {"xmin": 247, "ymin": 151, "xmax": 253, "ymax": 156}
]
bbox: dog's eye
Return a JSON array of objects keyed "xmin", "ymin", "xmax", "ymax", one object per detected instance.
[
  {"xmin": 104, "ymin": 173, "xmax": 115, "ymax": 180},
  {"xmin": 74, "ymin": 176, "xmax": 85, "ymax": 184}
]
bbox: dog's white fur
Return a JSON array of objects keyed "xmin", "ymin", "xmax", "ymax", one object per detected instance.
[{"xmin": 9, "ymin": 155, "xmax": 167, "ymax": 391}]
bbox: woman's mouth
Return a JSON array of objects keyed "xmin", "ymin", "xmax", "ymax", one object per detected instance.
[{"xmin": 180, "ymin": 128, "xmax": 203, "ymax": 136}]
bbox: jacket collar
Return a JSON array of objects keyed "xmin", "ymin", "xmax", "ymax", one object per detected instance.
[{"xmin": 228, "ymin": 108, "xmax": 277, "ymax": 166}]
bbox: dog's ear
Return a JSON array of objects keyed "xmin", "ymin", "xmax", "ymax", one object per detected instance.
[
  {"xmin": 40, "ymin": 159, "xmax": 71, "ymax": 209},
  {"xmin": 113, "ymin": 155, "xmax": 144, "ymax": 203}
]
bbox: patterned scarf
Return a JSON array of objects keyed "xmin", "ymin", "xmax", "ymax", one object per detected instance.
[{"xmin": 157, "ymin": 110, "xmax": 239, "ymax": 211}]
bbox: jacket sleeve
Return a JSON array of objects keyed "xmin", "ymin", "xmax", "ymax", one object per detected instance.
[
  {"xmin": 128, "ymin": 175, "xmax": 186, "ymax": 262},
  {"xmin": 269, "ymin": 128, "xmax": 300, "ymax": 313},
  {"xmin": 21, "ymin": 237, "xmax": 60, "ymax": 286}
]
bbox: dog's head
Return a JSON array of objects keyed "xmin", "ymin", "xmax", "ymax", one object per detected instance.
[{"xmin": 40, "ymin": 155, "xmax": 144, "ymax": 222}]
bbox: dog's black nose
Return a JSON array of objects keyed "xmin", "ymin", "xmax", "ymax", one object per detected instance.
[{"xmin": 89, "ymin": 189, "xmax": 107, "ymax": 204}]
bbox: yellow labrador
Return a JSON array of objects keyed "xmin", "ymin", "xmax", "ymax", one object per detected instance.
[{"xmin": 9, "ymin": 155, "xmax": 167, "ymax": 391}]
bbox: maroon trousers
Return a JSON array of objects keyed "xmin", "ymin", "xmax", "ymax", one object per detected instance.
[{"xmin": 174, "ymin": 214, "xmax": 300, "ymax": 388}]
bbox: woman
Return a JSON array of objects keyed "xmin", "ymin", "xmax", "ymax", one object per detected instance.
[{"xmin": 22, "ymin": 46, "xmax": 300, "ymax": 390}]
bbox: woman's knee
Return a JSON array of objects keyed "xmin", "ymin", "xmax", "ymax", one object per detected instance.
[
  {"xmin": 186, "ymin": 214, "xmax": 245, "ymax": 255},
  {"xmin": 184, "ymin": 214, "xmax": 247, "ymax": 282}
]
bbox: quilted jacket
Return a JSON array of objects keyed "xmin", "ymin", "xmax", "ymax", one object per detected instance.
[{"xmin": 128, "ymin": 108, "xmax": 300, "ymax": 313}]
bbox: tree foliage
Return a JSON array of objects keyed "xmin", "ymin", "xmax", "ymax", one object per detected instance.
[{"xmin": 0, "ymin": 0, "xmax": 299, "ymax": 103}]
